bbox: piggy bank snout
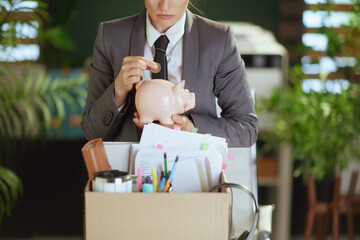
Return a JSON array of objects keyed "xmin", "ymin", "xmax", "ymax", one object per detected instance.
[{"xmin": 184, "ymin": 92, "xmax": 196, "ymax": 111}]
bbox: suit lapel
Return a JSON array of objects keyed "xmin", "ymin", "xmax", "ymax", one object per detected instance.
[
  {"xmin": 130, "ymin": 10, "xmax": 146, "ymax": 56},
  {"xmin": 129, "ymin": 10, "xmax": 146, "ymax": 139},
  {"xmin": 182, "ymin": 10, "xmax": 199, "ymax": 92}
]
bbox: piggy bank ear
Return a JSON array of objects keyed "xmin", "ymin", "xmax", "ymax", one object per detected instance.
[{"xmin": 175, "ymin": 80, "xmax": 185, "ymax": 90}]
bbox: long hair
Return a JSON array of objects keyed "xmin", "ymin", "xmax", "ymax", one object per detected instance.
[{"xmin": 188, "ymin": 0, "xmax": 204, "ymax": 16}]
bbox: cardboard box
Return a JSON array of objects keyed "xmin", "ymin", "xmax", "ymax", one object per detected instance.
[
  {"xmin": 85, "ymin": 184, "xmax": 229, "ymax": 240},
  {"xmin": 84, "ymin": 142, "xmax": 230, "ymax": 240}
]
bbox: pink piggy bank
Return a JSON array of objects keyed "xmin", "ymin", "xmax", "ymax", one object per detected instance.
[{"xmin": 135, "ymin": 79, "xmax": 196, "ymax": 124}]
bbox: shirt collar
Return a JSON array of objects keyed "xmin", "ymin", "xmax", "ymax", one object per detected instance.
[{"xmin": 146, "ymin": 12, "xmax": 186, "ymax": 48}]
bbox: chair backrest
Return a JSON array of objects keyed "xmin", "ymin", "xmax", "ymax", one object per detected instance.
[
  {"xmin": 340, "ymin": 161, "xmax": 360, "ymax": 195},
  {"xmin": 307, "ymin": 173, "xmax": 317, "ymax": 207},
  {"xmin": 346, "ymin": 171, "xmax": 359, "ymax": 204}
]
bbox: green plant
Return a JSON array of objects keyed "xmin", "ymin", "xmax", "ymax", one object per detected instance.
[
  {"xmin": 0, "ymin": 165, "xmax": 22, "ymax": 226},
  {"xmin": 259, "ymin": 76, "xmax": 360, "ymax": 181},
  {"xmin": 0, "ymin": 0, "xmax": 48, "ymax": 48},
  {"xmin": 0, "ymin": 0, "xmax": 76, "ymax": 67},
  {"xmin": 37, "ymin": 0, "xmax": 78, "ymax": 68},
  {"xmin": 0, "ymin": 63, "xmax": 88, "ymax": 224},
  {"xmin": 259, "ymin": 0, "xmax": 360, "ymax": 182},
  {"xmin": 0, "ymin": 0, "xmax": 45, "ymax": 226},
  {"xmin": 311, "ymin": 0, "xmax": 360, "ymax": 82},
  {"xmin": 0, "ymin": 0, "xmax": 86, "ymax": 225}
]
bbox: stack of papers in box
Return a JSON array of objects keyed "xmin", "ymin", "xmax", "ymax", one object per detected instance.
[{"xmin": 131, "ymin": 123, "xmax": 228, "ymax": 193}]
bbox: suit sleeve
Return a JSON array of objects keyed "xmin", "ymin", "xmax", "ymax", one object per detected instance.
[
  {"xmin": 190, "ymin": 26, "xmax": 259, "ymax": 147},
  {"xmin": 81, "ymin": 22, "xmax": 132, "ymax": 141}
]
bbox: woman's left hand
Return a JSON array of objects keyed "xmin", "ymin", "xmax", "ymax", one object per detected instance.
[
  {"xmin": 133, "ymin": 113, "xmax": 195, "ymax": 132},
  {"xmin": 164, "ymin": 114, "xmax": 194, "ymax": 132}
]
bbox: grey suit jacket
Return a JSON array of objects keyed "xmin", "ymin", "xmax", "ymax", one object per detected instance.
[{"xmin": 81, "ymin": 10, "xmax": 259, "ymax": 147}]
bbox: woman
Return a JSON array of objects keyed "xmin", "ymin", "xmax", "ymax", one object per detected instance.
[{"xmin": 81, "ymin": 0, "xmax": 259, "ymax": 147}]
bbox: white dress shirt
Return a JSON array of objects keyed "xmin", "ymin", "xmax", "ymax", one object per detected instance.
[{"xmin": 142, "ymin": 12, "xmax": 186, "ymax": 84}]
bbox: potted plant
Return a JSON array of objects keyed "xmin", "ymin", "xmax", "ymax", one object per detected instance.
[
  {"xmin": 0, "ymin": 64, "xmax": 88, "ymax": 224},
  {"xmin": 259, "ymin": 73, "xmax": 360, "ymax": 182},
  {"xmin": 311, "ymin": 0, "xmax": 360, "ymax": 82},
  {"xmin": 259, "ymin": 0, "xmax": 360, "ymax": 193},
  {"xmin": 0, "ymin": 0, "xmax": 87, "ymax": 225}
]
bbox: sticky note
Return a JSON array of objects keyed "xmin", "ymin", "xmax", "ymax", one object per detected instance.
[
  {"xmin": 192, "ymin": 127, "xmax": 198, "ymax": 133},
  {"xmin": 222, "ymin": 163, "xmax": 227, "ymax": 170},
  {"xmin": 227, "ymin": 154, "xmax": 235, "ymax": 161},
  {"xmin": 174, "ymin": 125, "xmax": 181, "ymax": 130},
  {"xmin": 157, "ymin": 144, "xmax": 163, "ymax": 149},
  {"xmin": 201, "ymin": 143, "xmax": 209, "ymax": 150},
  {"xmin": 205, "ymin": 133, "xmax": 212, "ymax": 136}
]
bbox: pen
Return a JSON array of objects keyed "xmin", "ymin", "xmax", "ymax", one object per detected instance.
[
  {"xmin": 163, "ymin": 155, "xmax": 179, "ymax": 192},
  {"xmin": 159, "ymin": 177, "xmax": 166, "ymax": 192},
  {"xmin": 164, "ymin": 152, "xmax": 168, "ymax": 179},
  {"xmin": 157, "ymin": 169, "xmax": 161, "ymax": 183},
  {"xmin": 137, "ymin": 167, "xmax": 142, "ymax": 192},
  {"xmin": 160, "ymin": 171, "xmax": 164, "ymax": 180},
  {"xmin": 151, "ymin": 166, "xmax": 158, "ymax": 192}
]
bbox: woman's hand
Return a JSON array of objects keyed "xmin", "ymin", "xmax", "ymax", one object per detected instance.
[
  {"xmin": 133, "ymin": 113, "xmax": 195, "ymax": 132},
  {"xmin": 161, "ymin": 115, "xmax": 195, "ymax": 132},
  {"xmin": 114, "ymin": 56, "xmax": 158, "ymax": 107},
  {"xmin": 133, "ymin": 112, "xmax": 145, "ymax": 129}
]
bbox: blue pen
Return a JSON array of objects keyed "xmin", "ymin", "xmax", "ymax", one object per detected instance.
[
  {"xmin": 163, "ymin": 155, "xmax": 179, "ymax": 192},
  {"xmin": 159, "ymin": 177, "xmax": 166, "ymax": 192}
]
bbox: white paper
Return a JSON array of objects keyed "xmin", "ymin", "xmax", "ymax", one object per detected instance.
[{"xmin": 140, "ymin": 123, "xmax": 228, "ymax": 157}]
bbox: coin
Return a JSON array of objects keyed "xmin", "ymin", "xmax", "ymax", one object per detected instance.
[{"xmin": 151, "ymin": 62, "xmax": 161, "ymax": 74}]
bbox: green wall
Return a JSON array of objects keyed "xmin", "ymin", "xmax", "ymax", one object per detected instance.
[{"xmin": 68, "ymin": 0, "xmax": 278, "ymax": 67}]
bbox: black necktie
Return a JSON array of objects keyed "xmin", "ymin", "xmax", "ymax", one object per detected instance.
[{"xmin": 152, "ymin": 35, "xmax": 169, "ymax": 80}]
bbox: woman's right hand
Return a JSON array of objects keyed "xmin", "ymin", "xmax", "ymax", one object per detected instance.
[{"xmin": 114, "ymin": 56, "xmax": 158, "ymax": 107}]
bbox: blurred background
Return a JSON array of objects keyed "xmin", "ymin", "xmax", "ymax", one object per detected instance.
[{"xmin": 0, "ymin": 0, "xmax": 359, "ymax": 239}]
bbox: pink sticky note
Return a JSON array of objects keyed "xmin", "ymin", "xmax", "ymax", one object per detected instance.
[
  {"xmin": 222, "ymin": 163, "xmax": 227, "ymax": 170},
  {"xmin": 157, "ymin": 144, "xmax": 163, "ymax": 149},
  {"xmin": 227, "ymin": 154, "xmax": 235, "ymax": 161},
  {"xmin": 174, "ymin": 126, "xmax": 181, "ymax": 130}
]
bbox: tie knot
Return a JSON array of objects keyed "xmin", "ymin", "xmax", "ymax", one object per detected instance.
[{"xmin": 154, "ymin": 35, "xmax": 169, "ymax": 52}]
